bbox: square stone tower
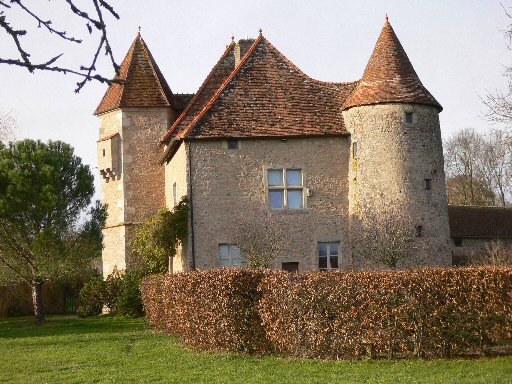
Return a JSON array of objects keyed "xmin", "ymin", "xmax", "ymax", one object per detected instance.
[{"xmin": 94, "ymin": 33, "xmax": 175, "ymax": 277}]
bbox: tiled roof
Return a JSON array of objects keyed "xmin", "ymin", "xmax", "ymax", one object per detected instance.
[
  {"xmin": 162, "ymin": 35, "xmax": 356, "ymax": 142},
  {"xmin": 94, "ymin": 33, "xmax": 174, "ymax": 115},
  {"xmin": 342, "ymin": 19, "xmax": 442, "ymax": 112},
  {"xmin": 448, "ymin": 206, "xmax": 512, "ymax": 239},
  {"xmin": 160, "ymin": 42, "xmax": 238, "ymax": 142},
  {"xmin": 173, "ymin": 93, "xmax": 195, "ymax": 112}
]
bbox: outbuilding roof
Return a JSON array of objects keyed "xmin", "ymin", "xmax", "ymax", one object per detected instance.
[{"xmin": 448, "ymin": 206, "xmax": 512, "ymax": 239}]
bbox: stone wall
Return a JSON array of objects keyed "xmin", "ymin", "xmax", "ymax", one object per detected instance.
[
  {"xmin": 452, "ymin": 237, "xmax": 512, "ymax": 266},
  {"xmin": 98, "ymin": 107, "xmax": 172, "ymax": 277},
  {"xmin": 164, "ymin": 142, "xmax": 190, "ymax": 273},
  {"xmin": 343, "ymin": 103, "xmax": 451, "ymax": 268},
  {"xmin": 188, "ymin": 136, "xmax": 350, "ymax": 271}
]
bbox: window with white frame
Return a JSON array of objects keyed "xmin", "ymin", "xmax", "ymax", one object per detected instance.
[
  {"xmin": 318, "ymin": 242, "xmax": 339, "ymax": 271},
  {"xmin": 267, "ymin": 169, "xmax": 304, "ymax": 209},
  {"xmin": 218, "ymin": 244, "xmax": 242, "ymax": 267}
]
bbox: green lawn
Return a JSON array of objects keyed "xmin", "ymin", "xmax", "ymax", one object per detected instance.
[{"xmin": 0, "ymin": 316, "xmax": 511, "ymax": 384}]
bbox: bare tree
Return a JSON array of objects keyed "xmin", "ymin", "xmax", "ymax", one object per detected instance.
[
  {"xmin": 446, "ymin": 175, "xmax": 496, "ymax": 207},
  {"xmin": 470, "ymin": 240, "xmax": 512, "ymax": 267},
  {"xmin": 485, "ymin": 239, "xmax": 512, "ymax": 266},
  {"xmin": 480, "ymin": 129, "xmax": 512, "ymax": 206},
  {"xmin": 0, "ymin": 1, "xmax": 120, "ymax": 92},
  {"xmin": 444, "ymin": 129, "xmax": 491, "ymax": 205},
  {"xmin": 234, "ymin": 214, "xmax": 287, "ymax": 269},
  {"xmin": 481, "ymin": 3, "xmax": 512, "ymax": 127},
  {"xmin": 352, "ymin": 204, "xmax": 416, "ymax": 269},
  {"xmin": 0, "ymin": 110, "xmax": 16, "ymax": 143},
  {"xmin": 444, "ymin": 128, "xmax": 511, "ymax": 206}
]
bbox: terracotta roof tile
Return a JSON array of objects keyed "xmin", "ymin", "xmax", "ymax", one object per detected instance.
[
  {"xmin": 342, "ymin": 20, "xmax": 442, "ymax": 112},
  {"xmin": 448, "ymin": 206, "xmax": 512, "ymax": 239},
  {"xmin": 162, "ymin": 36, "xmax": 356, "ymax": 142},
  {"xmin": 94, "ymin": 33, "xmax": 173, "ymax": 115}
]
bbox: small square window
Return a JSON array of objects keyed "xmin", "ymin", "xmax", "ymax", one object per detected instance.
[
  {"xmin": 227, "ymin": 139, "xmax": 239, "ymax": 149},
  {"xmin": 415, "ymin": 225, "xmax": 423, "ymax": 237},
  {"xmin": 423, "ymin": 179, "xmax": 432, "ymax": 190},
  {"xmin": 405, "ymin": 112, "xmax": 414, "ymax": 124},
  {"xmin": 267, "ymin": 169, "xmax": 305, "ymax": 210},
  {"xmin": 282, "ymin": 262, "xmax": 299, "ymax": 272},
  {"xmin": 454, "ymin": 238, "xmax": 463, "ymax": 247}
]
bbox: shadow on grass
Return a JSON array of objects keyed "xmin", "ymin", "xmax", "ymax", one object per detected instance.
[{"xmin": 0, "ymin": 315, "xmax": 146, "ymax": 339}]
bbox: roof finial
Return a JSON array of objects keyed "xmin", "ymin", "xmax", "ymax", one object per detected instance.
[
  {"xmin": 231, "ymin": 33, "xmax": 235, "ymax": 43},
  {"xmin": 259, "ymin": 28, "xmax": 263, "ymax": 36},
  {"xmin": 138, "ymin": 26, "xmax": 141, "ymax": 34},
  {"xmin": 385, "ymin": 14, "xmax": 389, "ymax": 22}
]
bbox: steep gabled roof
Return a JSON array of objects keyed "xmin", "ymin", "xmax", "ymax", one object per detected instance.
[
  {"xmin": 160, "ymin": 42, "xmax": 237, "ymax": 142},
  {"xmin": 342, "ymin": 18, "xmax": 442, "ymax": 112},
  {"xmin": 161, "ymin": 35, "xmax": 356, "ymax": 143},
  {"xmin": 94, "ymin": 33, "xmax": 174, "ymax": 115},
  {"xmin": 448, "ymin": 206, "xmax": 512, "ymax": 239}
]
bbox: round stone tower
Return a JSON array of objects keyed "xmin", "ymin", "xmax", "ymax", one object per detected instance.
[{"xmin": 342, "ymin": 18, "xmax": 451, "ymax": 268}]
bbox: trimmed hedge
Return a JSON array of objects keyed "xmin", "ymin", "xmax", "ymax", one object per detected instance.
[
  {"xmin": 259, "ymin": 268, "xmax": 512, "ymax": 359},
  {"xmin": 140, "ymin": 275, "xmax": 167, "ymax": 331},
  {"xmin": 141, "ymin": 267, "xmax": 512, "ymax": 359},
  {"xmin": 142, "ymin": 269, "xmax": 271, "ymax": 353}
]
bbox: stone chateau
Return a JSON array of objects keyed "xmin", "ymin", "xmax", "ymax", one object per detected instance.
[{"xmin": 95, "ymin": 19, "xmax": 512, "ymax": 277}]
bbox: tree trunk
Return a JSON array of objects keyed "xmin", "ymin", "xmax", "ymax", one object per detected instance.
[{"xmin": 31, "ymin": 280, "xmax": 44, "ymax": 324}]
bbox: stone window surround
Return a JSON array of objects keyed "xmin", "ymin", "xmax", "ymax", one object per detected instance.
[{"xmin": 264, "ymin": 166, "xmax": 307, "ymax": 210}]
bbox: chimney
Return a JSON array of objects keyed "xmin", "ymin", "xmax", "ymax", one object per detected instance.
[{"xmin": 234, "ymin": 38, "xmax": 255, "ymax": 68}]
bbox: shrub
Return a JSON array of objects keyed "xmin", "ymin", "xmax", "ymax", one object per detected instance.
[
  {"xmin": 117, "ymin": 271, "xmax": 145, "ymax": 317},
  {"xmin": 77, "ymin": 270, "xmax": 148, "ymax": 318},
  {"xmin": 76, "ymin": 277, "xmax": 105, "ymax": 318},
  {"xmin": 103, "ymin": 272, "xmax": 125, "ymax": 312}
]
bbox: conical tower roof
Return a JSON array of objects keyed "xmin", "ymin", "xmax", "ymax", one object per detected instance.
[
  {"xmin": 94, "ymin": 33, "xmax": 173, "ymax": 115},
  {"xmin": 342, "ymin": 18, "xmax": 442, "ymax": 112}
]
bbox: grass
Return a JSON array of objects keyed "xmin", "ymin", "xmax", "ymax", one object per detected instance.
[{"xmin": 0, "ymin": 316, "xmax": 511, "ymax": 384}]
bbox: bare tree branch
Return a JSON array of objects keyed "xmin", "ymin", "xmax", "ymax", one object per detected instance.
[{"xmin": 1, "ymin": 0, "xmax": 121, "ymax": 92}]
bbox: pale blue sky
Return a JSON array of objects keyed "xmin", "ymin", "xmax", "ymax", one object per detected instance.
[{"xmin": 1, "ymin": 1, "xmax": 510, "ymax": 201}]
